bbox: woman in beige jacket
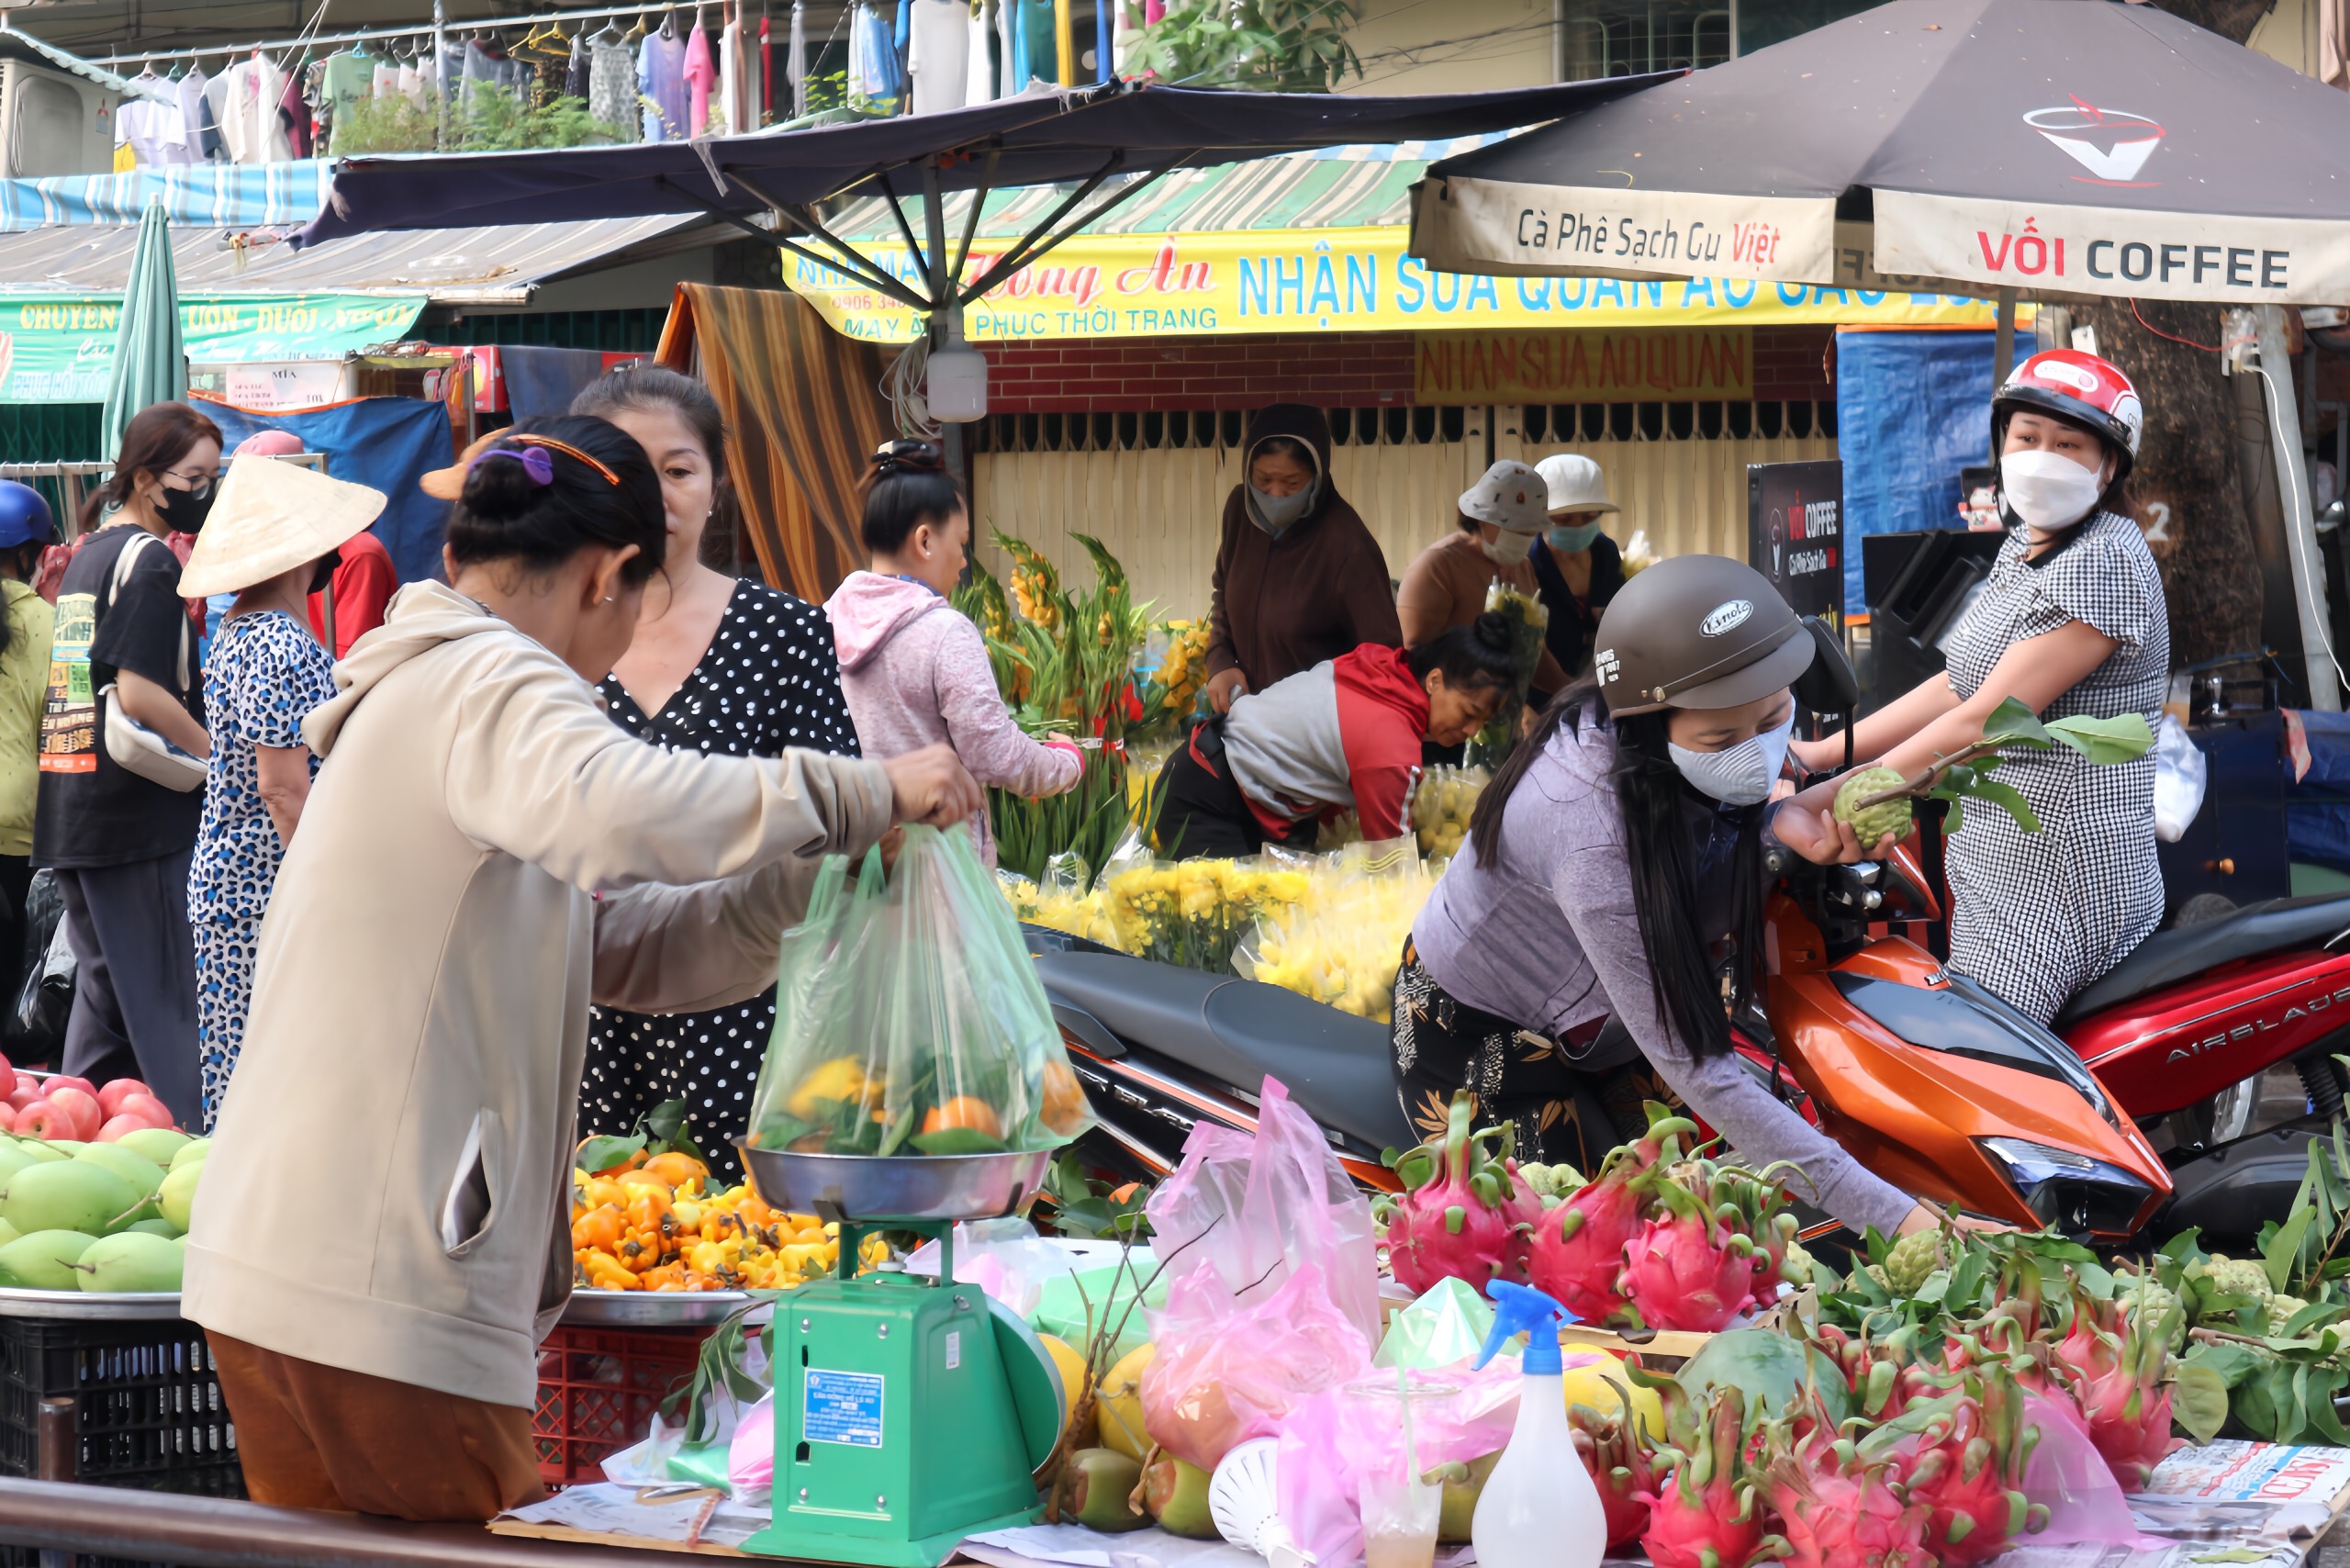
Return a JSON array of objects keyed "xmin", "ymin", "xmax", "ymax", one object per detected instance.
[{"xmin": 181, "ymin": 418, "xmax": 980, "ymax": 1522}]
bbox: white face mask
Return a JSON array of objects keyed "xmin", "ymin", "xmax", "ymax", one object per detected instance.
[
  {"xmin": 1481, "ymin": 528, "xmax": 1536, "ymax": 566},
  {"xmin": 1667, "ymin": 711, "xmax": 1796, "ymax": 806},
  {"xmin": 2000, "ymin": 449, "xmax": 2106, "ymax": 532}
]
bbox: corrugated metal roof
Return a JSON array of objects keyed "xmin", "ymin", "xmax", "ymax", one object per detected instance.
[
  {"xmin": 0, "ymin": 213, "xmax": 706, "ymax": 303},
  {"xmin": 0, "ymin": 31, "xmax": 143, "ymax": 95},
  {"xmin": 828, "ymin": 135, "xmax": 1511, "ymax": 241}
]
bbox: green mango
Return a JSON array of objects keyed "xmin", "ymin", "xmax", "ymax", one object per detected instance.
[
  {"xmin": 9, "ymin": 1140, "xmax": 68, "ymax": 1164},
  {"xmin": 157, "ymin": 1161, "xmax": 203, "ymax": 1235},
  {"xmin": 167, "ymin": 1140, "xmax": 210, "ymax": 1172},
  {"xmin": 115, "ymin": 1129, "xmax": 192, "ymax": 1167},
  {"xmin": 0, "ymin": 1162, "xmax": 139, "ymax": 1239},
  {"xmin": 72, "ymin": 1144, "xmax": 165, "ymax": 1197},
  {"xmin": 0, "ymin": 1230, "xmax": 95, "ymax": 1290},
  {"xmin": 1064, "ymin": 1449, "xmax": 1147, "ymax": 1532},
  {"xmin": 72, "ymin": 1232, "xmax": 182, "ymax": 1294},
  {"xmin": 123, "ymin": 1218, "xmax": 179, "ymax": 1238}
]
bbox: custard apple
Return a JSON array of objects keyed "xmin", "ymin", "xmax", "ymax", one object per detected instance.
[
  {"xmin": 2121, "ymin": 1276, "xmax": 2188, "ymax": 1350},
  {"xmin": 1833, "ymin": 766, "xmax": 1914, "ymax": 845},
  {"xmin": 1857, "ymin": 1262, "xmax": 1894, "ymax": 1293},
  {"xmin": 1885, "ymin": 1227, "xmax": 1951, "ymax": 1296},
  {"xmin": 2201, "ymin": 1256, "xmax": 2275, "ymax": 1304},
  {"xmin": 2268, "ymin": 1294, "xmax": 2311, "ymax": 1336},
  {"xmin": 1781, "ymin": 1238, "xmax": 1818, "ymax": 1287}
]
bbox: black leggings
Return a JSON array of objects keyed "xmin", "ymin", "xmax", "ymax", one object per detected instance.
[
  {"xmin": 1155, "ymin": 725, "xmax": 1303, "ymax": 860},
  {"xmin": 1388, "ymin": 946, "xmax": 1683, "ymax": 1170}
]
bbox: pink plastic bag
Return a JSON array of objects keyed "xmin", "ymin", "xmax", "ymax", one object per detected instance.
[
  {"xmin": 1274, "ymin": 1363, "xmax": 1523, "ymax": 1568},
  {"xmin": 1139, "ymin": 1078, "xmax": 1382, "ymax": 1471},
  {"xmin": 728, "ymin": 1392, "xmax": 775, "ymax": 1502},
  {"xmin": 2021, "ymin": 1392, "xmax": 2165, "ymax": 1550}
]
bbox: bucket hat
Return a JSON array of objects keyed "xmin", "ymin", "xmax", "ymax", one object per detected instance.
[{"xmin": 1459, "ymin": 460, "xmax": 1549, "ymax": 533}]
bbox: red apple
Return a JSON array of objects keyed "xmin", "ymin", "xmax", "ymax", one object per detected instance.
[
  {"xmin": 114, "ymin": 1093, "xmax": 173, "ymax": 1131},
  {"xmin": 43, "ymin": 1076, "xmax": 95, "ymax": 1103},
  {"xmin": 0, "ymin": 1103, "xmax": 19, "ymax": 1134},
  {"xmin": 95, "ymin": 1114, "xmax": 150, "ymax": 1143},
  {"xmin": 6, "ymin": 1085, "xmax": 37, "ymax": 1114},
  {"xmin": 45, "ymin": 1086, "xmax": 100, "ymax": 1141},
  {"xmin": 0, "ymin": 1052, "xmax": 15, "ymax": 1083},
  {"xmin": 12, "ymin": 1071, "xmax": 39, "ymax": 1096},
  {"xmin": 96, "ymin": 1081, "xmax": 151, "ymax": 1119},
  {"xmin": 15, "ymin": 1100, "xmax": 65, "ymax": 1139}
]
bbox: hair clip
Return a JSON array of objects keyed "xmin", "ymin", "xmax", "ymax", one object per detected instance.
[
  {"xmin": 508, "ymin": 433, "xmax": 621, "ymax": 486},
  {"xmin": 872, "ymin": 438, "xmax": 945, "ymax": 476},
  {"xmin": 479, "ymin": 447, "xmax": 554, "ymax": 485}
]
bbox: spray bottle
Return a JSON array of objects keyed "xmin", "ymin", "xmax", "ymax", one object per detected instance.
[{"xmin": 1469, "ymin": 1280, "xmax": 1606, "ymax": 1568}]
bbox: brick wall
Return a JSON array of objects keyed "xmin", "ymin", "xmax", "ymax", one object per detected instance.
[{"xmin": 985, "ymin": 325, "xmax": 1837, "ymax": 413}]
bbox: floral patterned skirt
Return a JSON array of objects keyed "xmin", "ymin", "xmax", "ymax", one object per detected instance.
[{"xmin": 1388, "ymin": 944, "xmax": 1681, "ymax": 1170}]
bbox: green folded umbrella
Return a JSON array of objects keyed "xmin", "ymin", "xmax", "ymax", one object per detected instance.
[{"xmin": 101, "ymin": 200, "xmax": 186, "ymax": 462}]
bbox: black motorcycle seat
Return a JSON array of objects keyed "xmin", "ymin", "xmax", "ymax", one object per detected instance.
[
  {"xmin": 2053, "ymin": 893, "xmax": 2350, "ymax": 1027},
  {"xmin": 1030, "ymin": 948, "xmax": 1413, "ymax": 1154}
]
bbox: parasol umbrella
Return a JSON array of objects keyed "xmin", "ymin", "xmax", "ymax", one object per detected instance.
[
  {"xmin": 1409, "ymin": 0, "xmax": 2350, "ymax": 309},
  {"xmin": 100, "ymin": 199, "xmax": 185, "ymax": 465}
]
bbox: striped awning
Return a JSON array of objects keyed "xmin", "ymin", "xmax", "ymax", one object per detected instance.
[
  {"xmin": 826, "ymin": 136, "xmax": 1507, "ymax": 242},
  {"xmin": 0, "ymin": 165, "xmax": 334, "ymax": 233}
]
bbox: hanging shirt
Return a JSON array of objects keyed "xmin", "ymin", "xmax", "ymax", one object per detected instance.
[
  {"xmin": 277, "ymin": 66, "xmax": 312, "ymax": 158},
  {"xmin": 994, "ymin": 0, "xmax": 1013, "ymax": 99},
  {"xmin": 907, "ymin": 0, "xmax": 968, "ymax": 114},
  {"xmin": 397, "ymin": 61, "xmax": 426, "ymax": 106},
  {"xmin": 849, "ymin": 4, "xmax": 904, "ymax": 110},
  {"xmin": 320, "ymin": 51, "xmax": 375, "ymax": 153},
  {"xmin": 200, "ymin": 71, "xmax": 232, "ymax": 159},
  {"xmin": 760, "ymin": 16, "xmax": 775, "ymax": 124},
  {"xmin": 565, "ymin": 31, "xmax": 590, "ymax": 99},
  {"xmin": 176, "ymin": 69, "xmax": 209, "ymax": 145},
  {"xmin": 590, "ymin": 37, "xmax": 640, "ymax": 137},
  {"xmin": 372, "ymin": 58, "xmax": 397, "ymax": 98},
  {"xmin": 222, "ymin": 57, "xmax": 291, "ymax": 163},
  {"xmin": 967, "ymin": 0, "xmax": 995, "ymax": 103},
  {"xmin": 682, "ymin": 25, "xmax": 716, "ymax": 137},
  {"xmin": 116, "ymin": 95, "xmax": 192, "ymax": 166},
  {"xmin": 718, "ymin": 19, "xmax": 740, "ymax": 135},
  {"xmin": 638, "ymin": 28, "xmax": 688, "ymax": 140}
]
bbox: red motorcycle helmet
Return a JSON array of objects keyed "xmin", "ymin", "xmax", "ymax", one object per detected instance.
[{"xmin": 1992, "ymin": 349, "xmax": 2144, "ymax": 483}]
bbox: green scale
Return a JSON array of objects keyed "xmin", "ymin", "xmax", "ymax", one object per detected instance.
[{"xmin": 736, "ymin": 1146, "xmax": 1070, "ymax": 1568}]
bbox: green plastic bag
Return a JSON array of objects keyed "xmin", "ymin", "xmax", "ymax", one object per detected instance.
[
  {"xmin": 1032, "ymin": 1257, "xmax": 1166, "ymax": 1361},
  {"xmin": 1375, "ymin": 1277, "xmax": 1495, "ymax": 1370},
  {"xmin": 743, "ymin": 824, "xmax": 1094, "ymax": 1156}
]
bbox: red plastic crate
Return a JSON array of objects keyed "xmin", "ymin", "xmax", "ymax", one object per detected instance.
[{"xmin": 532, "ymin": 1323, "xmax": 717, "ymax": 1488}]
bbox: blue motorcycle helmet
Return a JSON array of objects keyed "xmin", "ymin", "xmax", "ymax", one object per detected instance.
[{"xmin": 0, "ymin": 482, "xmax": 54, "ymax": 552}]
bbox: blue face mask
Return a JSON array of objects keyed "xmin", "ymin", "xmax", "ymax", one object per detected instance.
[
  {"xmin": 1667, "ymin": 711, "xmax": 1796, "ymax": 806},
  {"xmin": 1547, "ymin": 520, "xmax": 1604, "ymax": 553}
]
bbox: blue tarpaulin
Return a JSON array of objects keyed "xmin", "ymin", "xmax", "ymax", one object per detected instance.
[
  {"xmin": 1834, "ymin": 329, "xmax": 1998, "ymax": 612},
  {"xmin": 197, "ymin": 397, "xmax": 452, "ymax": 586}
]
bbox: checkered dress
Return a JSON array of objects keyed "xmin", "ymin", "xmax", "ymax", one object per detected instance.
[{"xmin": 1940, "ymin": 510, "xmax": 2168, "ymax": 1025}]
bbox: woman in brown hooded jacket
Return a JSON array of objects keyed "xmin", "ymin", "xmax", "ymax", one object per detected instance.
[{"xmin": 1203, "ymin": 404, "xmax": 1402, "ymax": 712}]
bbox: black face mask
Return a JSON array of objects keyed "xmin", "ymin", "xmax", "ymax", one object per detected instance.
[
  {"xmin": 152, "ymin": 480, "xmax": 216, "ymax": 534},
  {"xmin": 308, "ymin": 548, "xmax": 341, "ymax": 596}
]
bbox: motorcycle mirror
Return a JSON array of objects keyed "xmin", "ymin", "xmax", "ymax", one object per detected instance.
[{"xmin": 1792, "ymin": 617, "xmax": 1860, "ymax": 718}]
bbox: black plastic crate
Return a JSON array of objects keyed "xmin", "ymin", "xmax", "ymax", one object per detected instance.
[{"xmin": 0, "ymin": 1315, "xmax": 241, "ymax": 1496}]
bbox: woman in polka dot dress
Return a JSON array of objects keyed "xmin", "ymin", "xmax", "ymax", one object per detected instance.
[{"xmin": 570, "ymin": 367, "xmax": 859, "ymax": 1180}]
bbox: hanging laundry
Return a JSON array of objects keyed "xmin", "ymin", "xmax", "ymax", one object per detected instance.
[
  {"xmin": 565, "ymin": 29, "xmax": 590, "ymax": 100},
  {"xmin": 117, "ymin": 90, "xmax": 192, "ymax": 166},
  {"xmin": 1013, "ymin": 0, "xmax": 1056, "ymax": 89},
  {"xmin": 201, "ymin": 68, "xmax": 233, "ymax": 160},
  {"xmin": 682, "ymin": 22, "xmax": 716, "ymax": 136},
  {"xmin": 397, "ymin": 57, "xmax": 426, "ymax": 106},
  {"xmin": 1109, "ymin": 0, "xmax": 1130, "ymax": 77},
  {"xmin": 176, "ymin": 67, "xmax": 209, "ymax": 147},
  {"xmin": 759, "ymin": 14, "xmax": 774, "ymax": 125},
  {"xmin": 718, "ymin": 14, "xmax": 742, "ymax": 135},
  {"xmin": 967, "ymin": 0, "xmax": 995, "ymax": 103},
  {"xmin": 590, "ymin": 32, "xmax": 640, "ymax": 139},
  {"xmin": 789, "ymin": 0, "xmax": 809, "ymax": 118},
  {"xmin": 320, "ymin": 49, "xmax": 375, "ymax": 153},
  {"xmin": 513, "ymin": 23, "xmax": 573, "ymax": 105},
  {"xmin": 639, "ymin": 23, "xmax": 689, "ymax": 140},
  {"xmin": 218, "ymin": 54, "xmax": 291, "ymax": 162},
  {"xmin": 276, "ymin": 63, "xmax": 312, "ymax": 157},
  {"xmin": 372, "ymin": 56, "xmax": 397, "ymax": 99},
  {"xmin": 995, "ymin": 0, "xmax": 1013, "ymax": 99},
  {"xmin": 906, "ymin": 0, "xmax": 968, "ymax": 113},
  {"xmin": 848, "ymin": 4, "xmax": 904, "ymax": 111}
]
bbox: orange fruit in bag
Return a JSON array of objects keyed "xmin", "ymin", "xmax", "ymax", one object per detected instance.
[
  {"xmin": 921, "ymin": 1098, "xmax": 1003, "ymax": 1139},
  {"xmin": 1041, "ymin": 1060, "xmax": 1089, "ymax": 1136}
]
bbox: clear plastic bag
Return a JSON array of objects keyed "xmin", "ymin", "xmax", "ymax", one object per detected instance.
[
  {"xmin": 1237, "ymin": 841, "xmax": 1439, "ymax": 1024},
  {"xmin": 1411, "ymin": 766, "xmax": 1490, "ymax": 861},
  {"xmin": 6, "ymin": 870, "xmax": 69, "ymax": 1060},
  {"xmin": 1275, "ymin": 1366, "xmax": 1521, "ymax": 1568},
  {"xmin": 1139, "ymin": 1078, "xmax": 1382, "ymax": 1470},
  {"xmin": 2019, "ymin": 1391, "xmax": 2167, "ymax": 1549},
  {"xmin": 2154, "ymin": 714, "xmax": 2208, "ymax": 844},
  {"xmin": 744, "ymin": 825, "xmax": 1093, "ymax": 1157}
]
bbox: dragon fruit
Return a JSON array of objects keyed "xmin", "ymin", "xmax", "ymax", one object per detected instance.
[
  {"xmin": 1372, "ymin": 1090, "xmax": 1539, "ymax": 1294},
  {"xmin": 1764, "ymin": 1428, "xmax": 1935, "ymax": 1568},
  {"xmin": 1525, "ymin": 1112, "xmax": 1695, "ymax": 1324},
  {"xmin": 1639, "ymin": 1384, "xmax": 1776, "ymax": 1568},
  {"xmin": 1568, "ymin": 1401, "xmax": 1654, "ymax": 1550},
  {"xmin": 1863, "ymin": 1369, "xmax": 2047, "ymax": 1567},
  {"xmin": 1617, "ymin": 1177, "xmax": 1760, "ymax": 1332},
  {"xmin": 2050, "ymin": 1288, "xmax": 2185, "ymax": 1489}
]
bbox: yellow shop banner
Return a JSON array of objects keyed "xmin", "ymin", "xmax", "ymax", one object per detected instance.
[{"xmin": 780, "ymin": 226, "xmax": 2006, "ymax": 342}]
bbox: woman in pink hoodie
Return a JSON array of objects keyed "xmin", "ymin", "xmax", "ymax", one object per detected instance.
[{"xmin": 826, "ymin": 440, "xmax": 1081, "ymax": 866}]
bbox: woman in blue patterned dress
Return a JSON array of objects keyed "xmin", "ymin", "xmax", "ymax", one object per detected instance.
[
  {"xmin": 179, "ymin": 454, "xmax": 389, "ymax": 1127},
  {"xmin": 1788, "ymin": 349, "xmax": 2166, "ymax": 1025}
]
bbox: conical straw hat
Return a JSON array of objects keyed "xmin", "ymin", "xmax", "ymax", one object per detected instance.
[{"xmin": 177, "ymin": 454, "xmax": 387, "ymax": 599}]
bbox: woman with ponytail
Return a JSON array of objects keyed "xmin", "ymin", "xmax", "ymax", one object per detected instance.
[
  {"xmin": 183, "ymin": 416, "xmax": 982, "ymax": 1524},
  {"xmin": 1396, "ymin": 554, "xmax": 1949, "ymax": 1241}
]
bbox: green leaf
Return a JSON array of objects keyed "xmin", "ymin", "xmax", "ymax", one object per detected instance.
[
  {"xmin": 2046, "ymin": 711, "xmax": 2156, "ymax": 764},
  {"xmin": 1946, "ymin": 796, "xmax": 1964, "ymax": 834},
  {"xmin": 1945, "ymin": 774, "xmax": 2042, "ymax": 834},
  {"xmin": 643, "ymin": 1099, "xmax": 708, "ymax": 1164},
  {"xmin": 2172, "ymin": 1361, "xmax": 2232, "ymax": 1445},
  {"xmin": 2161, "ymin": 1228, "xmax": 2208, "ymax": 1265},
  {"xmin": 2183, "ymin": 1339, "xmax": 2266, "ymax": 1389},
  {"xmin": 2305, "ymin": 1367, "xmax": 2350, "ymax": 1445},
  {"xmin": 576, "ymin": 1132, "xmax": 645, "ymax": 1176},
  {"xmin": 910, "ymin": 1126, "xmax": 1011, "ymax": 1156},
  {"xmin": 1978, "ymin": 696, "xmax": 2054, "ymax": 748},
  {"xmin": 2263, "ymin": 1204, "xmax": 2316, "ymax": 1295}
]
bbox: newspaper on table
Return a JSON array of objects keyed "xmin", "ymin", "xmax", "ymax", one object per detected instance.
[{"xmin": 493, "ymin": 1444, "xmax": 2350, "ymax": 1567}]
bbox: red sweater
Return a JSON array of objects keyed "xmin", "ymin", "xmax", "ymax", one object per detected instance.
[{"xmin": 1218, "ymin": 643, "xmax": 1427, "ymax": 842}]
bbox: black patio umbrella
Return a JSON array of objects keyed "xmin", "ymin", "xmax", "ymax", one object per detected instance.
[
  {"xmin": 1409, "ymin": 0, "xmax": 2350, "ymax": 308},
  {"xmin": 298, "ymin": 78, "xmax": 1667, "ymax": 322}
]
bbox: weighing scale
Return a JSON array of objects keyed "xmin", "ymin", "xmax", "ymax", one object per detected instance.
[{"xmin": 734, "ymin": 1145, "xmax": 1069, "ymax": 1568}]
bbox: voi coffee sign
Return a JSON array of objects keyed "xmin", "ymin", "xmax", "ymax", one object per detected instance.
[{"xmin": 1749, "ymin": 461, "xmax": 1844, "ymax": 628}]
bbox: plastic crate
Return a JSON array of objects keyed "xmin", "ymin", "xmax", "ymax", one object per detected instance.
[
  {"xmin": 0, "ymin": 1315, "xmax": 241, "ymax": 1498},
  {"xmin": 533, "ymin": 1323, "xmax": 715, "ymax": 1487}
]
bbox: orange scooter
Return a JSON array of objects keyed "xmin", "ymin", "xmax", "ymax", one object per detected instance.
[{"xmin": 1033, "ymin": 624, "xmax": 2172, "ymax": 1239}]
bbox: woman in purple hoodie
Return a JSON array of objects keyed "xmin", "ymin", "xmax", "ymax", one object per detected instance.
[{"xmin": 826, "ymin": 441, "xmax": 1081, "ymax": 866}]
